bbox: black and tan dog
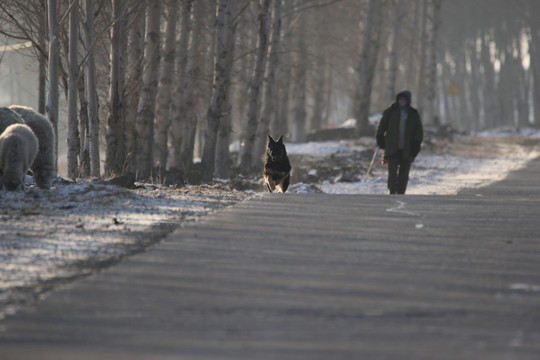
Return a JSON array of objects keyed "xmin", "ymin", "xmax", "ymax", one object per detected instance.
[{"xmin": 263, "ymin": 134, "xmax": 291, "ymax": 193}]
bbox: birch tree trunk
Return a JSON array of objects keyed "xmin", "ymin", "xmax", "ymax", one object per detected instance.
[
  {"xmin": 201, "ymin": 0, "xmax": 232, "ymax": 182},
  {"xmin": 78, "ymin": 71, "xmax": 90, "ymax": 177},
  {"xmin": 424, "ymin": 0, "xmax": 441, "ymax": 126},
  {"xmin": 214, "ymin": 1, "xmax": 237, "ymax": 179},
  {"xmin": 169, "ymin": 0, "xmax": 192, "ymax": 170},
  {"xmin": 416, "ymin": 0, "xmax": 429, "ymax": 116},
  {"xmin": 291, "ymin": 7, "xmax": 308, "ymax": 143},
  {"xmin": 253, "ymin": 0, "xmax": 282, "ymax": 168},
  {"xmin": 38, "ymin": 10, "xmax": 47, "ymax": 114},
  {"xmin": 238, "ymin": 0, "xmax": 271, "ymax": 173},
  {"xmin": 386, "ymin": 0, "xmax": 403, "ymax": 102},
  {"xmin": 154, "ymin": 0, "xmax": 178, "ymax": 171},
  {"xmin": 67, "ymin": 0, "xmax": 80, "ymax": 179},
  {"xmin": 47, "ymin": 0, "xmax": 59, "ymax": 172},
  {"xmin": 530, "ymin": 23, "xmax": 540, "ymax": 127},
  {"xmin": 136, "ymin": 0, "xmax": 161, "ymax": 180},
  {"xmin": 354, "ymin": 0, "xmax": 383, "ymax": 137},
  {"xmin": 271, "ymin": 6, "xmax": 291, "ymax": 138},
  {"xmin": 180, "ymin": 0, "xmax": 205, "ymax": 170},
  {"xmin": 105, "ymin": 0, "xmax": 126, "ymax": 176},
  {"xmin": 125, "ymin": 3, "xmax": 145, "ymax": 172},
  {"xmin": 515, "ymin": 37, "xmax": 529, "ymax": 130},
  {"xmin": 481, "ymin": 33, "xmax": 496, "ymax": 130},
  {"xmin": 83, "ymin": 0, "xmax": 100, "ymax": 177}
]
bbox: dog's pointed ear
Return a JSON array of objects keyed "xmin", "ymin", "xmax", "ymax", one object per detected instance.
[
  {"xmin": 267, "ymin": 134, "xmax": 275, "ymax": 143},
  {"xmin": 277, "ymin": 135, "xmax": 283, "ymax": 143}
]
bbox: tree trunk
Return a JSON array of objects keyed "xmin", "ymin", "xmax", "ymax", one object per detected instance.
[
  {"xmin": 291, "ymin": 43, "xmax": 307, "ymax": 142},
  {"xmin": 323, "ymin": 61, "xmax": 333, "ymax": 126},
  {"xmin": 78, "ymin": 70, "xmax": 90, "ymax": 177},
  {"xmin": 83, "ymin": 0, "xmax": 100, "ymax": 177},
  {"xmin": 271, "ymin": 6, "xmax": 291, "ymax": 138},
  {"xmin": 179, "ymin": 0, "xmax": 205, "ymax": 170},
  {"xmin": 310, "ymin": 58, "xmax": 325, "ymax": 133},
  {"xmin": 530, "ymin": 22, "xmax": 540, "ymax": 127},
  {"xmin": 238, "ymin": 0, "xmax": 271, "ymax": 173},
  {"xmin": 47, "ymin": 0, "xmax": 59, "ymax": 172},
  {"xmin": 125, "ymin": 3, "xmax": 145, "ymax": 172},
  {"xmin": 516, "ymin": 45, "xmax": 529, "ymax": 129},
  {"xmin": 386, "ymin": 0, "xmax": 403, "ymax": 102},
  {"xmin": 354, "ymin": 0, "xmax": 383, "ymax": 137},
  {"xmin": 67, "ymin": 0, "xmax": 80, "ymax": 179},
  {"xmin": 154, "ymin": 0, "xmax": 178, "ymax": 171},
  {"xmin": 253, "ymin": 0, "xmax": 282, "ymax": 168},
  {"xmin": 38, "ymin": 9, "xmax": 47, "ymax": 114},
  {"xmin": 136, "ymin": 0, "xmax": 161, "ymax": 180},
  {"xmin": 481, "ymin": 33, "xmax": 496, "ymax": 130},
  {"xmin": 415, "ymin": 0, "xmax": 429, "ymax": 117},
  {"xmin": 169, "ymin": 0, "xmax": 192, "ymax": 171},
  {"xmin": 201, "ymin": 0, "xmax": 234, "ymax": 182},
  {"xmin": 424, "ymin": 0, "xmax": 441, "ymax": 126},
  {"xmin": 105, "ymin": 0, "xmax": 126, "ymax": 176},
  {"xmin": 215, "ymin": 2, "xmax": 237, "ymax": 179}
]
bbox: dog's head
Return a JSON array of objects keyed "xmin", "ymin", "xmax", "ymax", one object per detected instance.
[{"xmin": 267, "ymin": 134, "xmax": 286, "ymax": 161}]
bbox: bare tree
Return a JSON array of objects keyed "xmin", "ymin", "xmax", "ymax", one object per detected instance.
[
  {"xmin": 169, "ymin": 0, "xmax": 193, "ymax": 171},
  {"xmin": 238, "ymin": 0, "xmax": 271, "ymax": 173},
  {"xmin": 201, "ymin": 0, "xmax": 235, "ymax": 181},
  {"xmin": 253, "ymin": 0, "xmax": 282, "ymax": 168},
  {"xmin": 424, "ymin": 0, "xmax": 442, "ymax": 125},
  {"xmin": 386, "ymin": 0, "xmax": 403, "ymax": 102},
  {"xmin": 135, "ymin": 0, "xmax": 161, "ymax": 180},
  {"xmin": 355, "ymin": 0, "xmax": 383, "ymax": 137},
  {"xmin": 47, "ymin": 0, "xmax": 60, "ymax": 172},
  {"xmin": 83, "ymin": 0, "xmax": 100, "ymax": 177},
  {"xmin": 179, "ymin": 0, "xmax": 206, "ymax": 171},
  {"xmin": 105, "ymin": 0, "xmax": 127, "ymax": 176},
  {"xmin": 154, "ymin": 0, "xmax": 178, "ymax": 171},
  {"xmin": 416, "ymin": 0, "xmax": 429, "ymax": 116},
  {"xmin": 214, "ymin": 1, "xmax": 238, "ymax": 179},
  {"xmin": 125, "ymin": 2, "xmax": 146, "ymax": 173},
  {"xmin": 529, "ymin": 3, "xmax": 540, "ymax": 127},
  {"xmin": 67, "ymin": 0, "xmax": 80, "ymax": 179},
  {"xmin": 38, "ymin": 7, "xmax": 47, "ymax": 114},
  {"xmin": 291, "ymin": 3, "xmax": 308, "ymax": 143}
]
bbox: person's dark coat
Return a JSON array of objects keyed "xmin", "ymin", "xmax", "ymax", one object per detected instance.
[{"xmin": 376, "ymin": 90, "xmax": 423, "ymax": 161}]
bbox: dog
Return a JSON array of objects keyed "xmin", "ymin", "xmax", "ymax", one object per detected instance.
[{"xmin": 263, "ymin": 134, "xmax": 291, "ymax": 193}]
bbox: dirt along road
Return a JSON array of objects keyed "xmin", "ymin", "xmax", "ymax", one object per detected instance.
[{"xmin": 1, "ymin": 148, "xmax": 540, "ymax": 359}]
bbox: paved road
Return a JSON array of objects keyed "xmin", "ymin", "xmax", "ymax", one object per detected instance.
[{"xmin": 1, "ymin": 158, "xmax": 540, "ymax": 359}]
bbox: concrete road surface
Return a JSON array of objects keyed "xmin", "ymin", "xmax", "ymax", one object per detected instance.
[{"xmin": 1, "ymin": 157, "xmax": 540, "ymax": 359}]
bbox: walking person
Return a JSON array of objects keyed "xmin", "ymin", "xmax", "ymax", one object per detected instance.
[{"xmin": 376, "ymin": 90, "xmax": 423, "ymax": 194}]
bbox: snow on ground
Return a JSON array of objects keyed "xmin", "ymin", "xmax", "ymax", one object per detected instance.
[
  {"xmin": 477, "ymin": 127, "xmax": 540, "ymax": 138},
  {"xmin": 0, "ymin": 183, "xmax": 247, "ymax": 318},
  {"xmin": 286, "ymin": 141, "xmax": 352, "ymax": 157},
  {"xmin": 291, "ymin": 136, "xmax": 540, "ymax": 195},
  {"xmin": 321, "ymin": 145, "xmax": 539, "ymax": 195}
]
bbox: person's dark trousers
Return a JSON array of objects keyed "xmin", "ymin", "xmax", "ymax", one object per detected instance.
[{"xmin": 387, "ymin": 150, "xmax": 412, "ymax": 194}]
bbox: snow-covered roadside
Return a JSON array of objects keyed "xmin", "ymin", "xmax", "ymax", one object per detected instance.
[
  {"xmin": 286, "ymin": 135, "xmax": 540, "ymax": 195},
  {"xmin": 321, "ymin": 143, "xmax": 540, "ymax": 195},
  {"xmin": 0, "ymin": 183, "xmax": 247, "ymax": 318}
]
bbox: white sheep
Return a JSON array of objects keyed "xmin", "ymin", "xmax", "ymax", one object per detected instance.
[
  {"xmin": 0, "ymin": 124, "xmax": 39, "ymax": 191},
  {"xmin": 9, "ymin": 105, "xmax": 56, "ymax": 189}
]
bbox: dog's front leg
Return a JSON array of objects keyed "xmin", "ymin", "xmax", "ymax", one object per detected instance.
[{"xmin": 264, "ymin": 174, "xmax": 276, "ymax": 192}]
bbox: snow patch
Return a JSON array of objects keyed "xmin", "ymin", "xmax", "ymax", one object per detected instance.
[
  {"xmin": 286, "ymin": 141, "xmax": 350, "ymax": 157},
  {"xmin": 477, "ymin": 127, "xmax": 540, "ymax": 138}
]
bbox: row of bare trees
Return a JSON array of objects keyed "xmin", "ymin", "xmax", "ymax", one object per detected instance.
[{"xmin": 0, "ymin": 0, "xmax": 538, "ymax": 182}]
